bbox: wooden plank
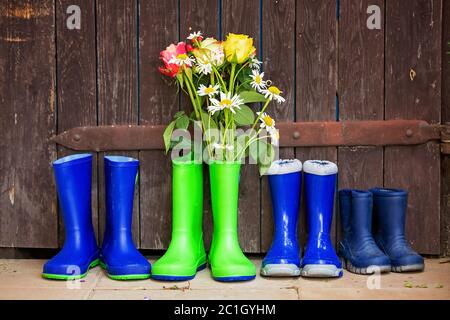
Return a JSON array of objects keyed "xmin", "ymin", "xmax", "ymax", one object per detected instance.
[
  {"xmin": 260, "ymin": 0, "xmax": 296, "ymax": 252},
  {"xmin": 441, "ymin": 0, "xmax": 450, "ymax": 256},
  {"xmin": 56, "ymin": 0, "xmax": 98, "ymax": 246},
  {"xmin": 179, "ymin": 0, "xmax": 219, "ymax": 251},
  {"xmin": 222, "ymin": 0, "xmax": 261, "ymax": 253},
  {"xmin": 337, "ymin": 0, "xmax": 385, "ymax": 242},
  {"xmin": 294, "ymin": 0, "xmax": 338, "ymax": 249},
  {"xmin": 0, "ymin": 0, "xmax": 57, "ymax": 248},
  {"xmin": 96, "ymin": 0, "xmax": 139, "ymax": 246},
  {"xmin": 139, "ymin": 0, "xmax": 179, "ymax": 249},
  {"xmin": 385, "ymin": 0, "xmax": 442, "ymax": 254}
]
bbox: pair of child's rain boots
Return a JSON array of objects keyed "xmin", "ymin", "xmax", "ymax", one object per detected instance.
[
  {"xmin": 338, "ymin": 189, "xmax": 424, "ymax": 274},
  {"xmin": 151, "ymin": 157, "xmax": 256, "ymax": 282},
  {"xmin": 43, "ymin": 154, "xmax": 151, "ymax": 280},
  {"xmin": 261, "ymin": 159, "xmax": 343, "ymax": 278}
]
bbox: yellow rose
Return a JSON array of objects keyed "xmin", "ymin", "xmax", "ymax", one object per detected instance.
[{"xmin": 223, "ymin": 33, "xmax": 256, "ymax": 64}]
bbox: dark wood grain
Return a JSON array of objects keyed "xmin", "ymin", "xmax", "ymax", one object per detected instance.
[
  {"xmin": 337, "ymin": 0, "xmax": 385, "ymax": 242},
  {"xmin": 385, "ymin": 0, "xmax": 442, "ymax": 254},
  {"xmin": 0, "ymin": 0, "xmax": 57, "ymax": 248},
  {"xmin": 441, "ymin": 0, "xmax": 450, "ymax": 256},
  {"xmin": 96, "ymin": 0, "xmax": 139, "ymax": 246},
  {"xmin": 56, "ymin": 0, "xmax": 98, "ymax": 246},
  {"xmin": 139, "ymin": 0, "xmax": 179, "ymax": 249},
  {"xmin": 180, "ymin": 0, "xmax": 219, "ymax": 251},
  {"xmin": 294, "ymin": 0, "xmax": 338, "ymax": 248},
  {"xmin": 222, "ymin": 0, "xmax": 261, "ymax": 253},
  {"xmin": 260, "ymin": 0, "xmax": 296, "ymax": 252}
]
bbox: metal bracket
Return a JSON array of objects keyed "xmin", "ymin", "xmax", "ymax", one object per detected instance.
[
  {"xmin": 51, "ymin": 120, "xmax": 448, "ymax": 152},
  {"xmin": 441, "ymin": 122, "xmax": 450, "ymax": 155}
]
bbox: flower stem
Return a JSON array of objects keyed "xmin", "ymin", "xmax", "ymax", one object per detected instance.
[{"xmin": 251, "ymin": 99, "xmax": 271, "ymax": 132}]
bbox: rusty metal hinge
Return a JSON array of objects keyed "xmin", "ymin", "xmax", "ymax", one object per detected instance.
[
  {"xmin": 51, "ymin": 120, "xmax": 447, "ymax": 152},
  {"xmin": 441, "ymin": 122, "xmax": 450, "ymax": 155}
]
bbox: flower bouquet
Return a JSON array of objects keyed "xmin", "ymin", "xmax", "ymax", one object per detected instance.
[{"xmin": 159, "ymin": 31, "xmax": 285, "ymax": 174}]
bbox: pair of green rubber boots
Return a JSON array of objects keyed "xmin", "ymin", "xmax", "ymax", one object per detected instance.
[{"xmin": 151, "ymin": 159, "xmax": 256, "ymax": 282}]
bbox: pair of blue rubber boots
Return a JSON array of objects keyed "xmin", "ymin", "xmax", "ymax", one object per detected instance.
[
  {"xmin": 261, "ymin": 159, "xmax": 343, "ymax": 278},
  {"xmin": 338, "ymin": 189, "xmax": 424, "ymax": 274},
  {"xmin": 42, "ymin": 154, "xmax": 151, "ymax": 280}
]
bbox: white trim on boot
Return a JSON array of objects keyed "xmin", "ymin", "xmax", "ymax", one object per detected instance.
[
  {"xmin": 303, "ymin": 160, "xmax": 338, "ymax": 176},
  {"xmin": 265, "ymin": 159, "xmax": 302, "ymax": 175}
]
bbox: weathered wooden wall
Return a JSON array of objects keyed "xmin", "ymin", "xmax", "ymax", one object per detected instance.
[{"xmin": 0, "ymin": 0, "xmax": 447, "ymax": 255}]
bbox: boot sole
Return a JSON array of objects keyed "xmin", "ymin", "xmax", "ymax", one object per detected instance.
[
  {"xmin": 342, "ymin": 258, "xmax": 391, "ymax": 275},
  {"xmin": 301, "ymin": 264, "xmax": 343, "ymax": 278},
  {"xmin": 213, "ymin": 275, "xmax": 256, "ymax": 282},
  {"xmin": 151, "ymin": 263, "xmax": 207, "ymax": 281},
  {"xmin": 42, "ymin": 259, "xmax": 100, "ymax": 280},
  {"xmin": 99, "ymin": 261, "xmax": 151, "ymax": 281},
  {"xmin": 391, "ymin": 264, "xmax": 424, "ymax": 273},
  {"xmin": 260, "ymin": 264, "xmax": 301, "ymax": 277}
]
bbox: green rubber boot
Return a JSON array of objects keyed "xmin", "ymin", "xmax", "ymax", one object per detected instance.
[
  {"xmin": 208, "ymin": 161, "xmax": 256, "ymax": 282},
  {"xmin": 151, "ymin": 158, "xmax": 206, "ymax": 281}
]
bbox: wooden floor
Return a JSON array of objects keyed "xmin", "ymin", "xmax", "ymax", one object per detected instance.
[{"xmin": 0, "ymin": 258, "xmax": 449, "ymax": 300}]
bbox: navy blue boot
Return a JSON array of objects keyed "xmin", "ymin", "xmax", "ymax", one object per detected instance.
[
  {"xmin": 301, "ymin": 160, "xmax": 342, "ymax": 278},
  {"xmin": 43, "ymin": 154, "xmax": 100, "ymax": 280},
  {"xmin": 370, "ymin": 188, "xmax": 424, "ymax": 272},
  {"xmin": 100, "ymin": 156, "xmax": 151, "ymax": 280},
  {"xmin": 338, "ymin": 190, "xmax": 391, "ymax": 274},
  {"xmin": 261, "ymin": 159, "xmax": 302, "ymax": 277}
]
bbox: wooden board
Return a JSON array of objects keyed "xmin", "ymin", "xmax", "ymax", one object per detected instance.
[
  {"xmin": 96, "ymin": 0, "xmax": 139, "ymax": 246},
  {"xmin": 56, "ymin": 0, "xmax": 98, "ymax": 246},
  {"xmin": 139, "ymin": 0, "xmax": 179, "ymax": 249},
  {"xmin": 180, "ymin": 0, "xmax": 219, "ymax": 251},
  {"xmin": 384, "ymin": 0, "xmax": 442, "ymax": 254},
  {"xmin": 295, "ymin": 0, "xmax": 338, "ymax": 248},
  {"xmin": 222, "ymin": 0, "xmax": 261, "ymax": 253},
  {"xmin": 337, "ymin": 0, "xmax": 385, "ymax": 241},
  {"xmin": 260, "ymin": 0, "xmax": 296, "ymax": 252},
  {"xmin": 441, "ymin": 0, "xmax": 450, "ymax": 256},
  {"xmin": 0, "ymin": 0, "xmax": 57, "ymax": 248}
]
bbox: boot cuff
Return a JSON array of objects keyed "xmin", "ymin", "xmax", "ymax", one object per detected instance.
[
  {"xmin": 369, "ymin": 188, "xmax": 407, "ymax": 197},
  {"xmin": 265, "ymin": 159, "xmax": 302, "ymax": 175},
  {"xmin": 53, "ymin": 153, "xmax": 92, "ymax": 168},
  {"xmin": 104, "ymin": 156, "xmax": 139, "ymax": 167},
  {"xmin": 303, "ymin": 160, "xmax": 338, "ymax": 176}
]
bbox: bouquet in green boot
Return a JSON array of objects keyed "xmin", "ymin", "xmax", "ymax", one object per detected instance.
[{"xmin": 156, "ymin": 31, "xmax": 284, "ymax": 282}]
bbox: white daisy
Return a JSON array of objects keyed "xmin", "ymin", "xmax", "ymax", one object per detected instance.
[
  {"xmin": 196, "ymin": 60, "xmax": 212, "ymax": 75},
  {"xmin": 257, "ymin": 112, "xmax": 279, "ymax": 146},
  {"xmin": 249, "ymin": 57, "xmax": 262, "ymax": 70},
  {"xmin": 187, "ymin": 31, "xmax": 202, "ymax": 40},
  {"xmin": 250, "ymin": 70, "xmax": 267, "ymax": 91},
  {"xmin": 197, "ymin": 84, "xmax": 219, "ymax": 97},
  {"xmin": 257, "ymin": 112, "xmax": 276, "ymax": 131},
  {"xmin": 208, "ymin": 92, "xmax": 243, "ymax": 115},
  {"xmin": 169, "ymin": 53, "xmax": 195, "ymax": 67},
  {"xmin": 262, "ymin": 86, "xmax": 286, "ymax": 104}
]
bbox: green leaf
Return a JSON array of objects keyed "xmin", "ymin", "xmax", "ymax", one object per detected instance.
[
  {"xmin": 175, "ymin": 114, "xmax": 189, "ymax": 130},
  {"xmin": 239, "ymin": 90, "xmax": 267, "ymax": 104},
  {"xmin": 174, "ymin": 111, "xmax": 185, "ymax": 119},
  {"xmin": 257, "ymin": 141, "xmax": 275, "ymax": 175},
  {"xmin": 176, "ymin": 73, "xmax": 184, "ymax": 89},
  {"xmin": 163, "ymin": 120, "xmax": 176, "ymax": 154},
  {"xmin": 234, "ymin": 104, "xmax": 255, "ymax": 126}
]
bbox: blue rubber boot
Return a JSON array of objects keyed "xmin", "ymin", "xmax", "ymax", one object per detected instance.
[
  {"xmin": 261, "ymin": 159, "xmax": 302, "ymax": 277},
  {"xmin": 370, "ymin": 188, "xmax": 424, "ymax": 272},
  {"xmin": 100, "ymin": 156, "xmax": 151, "ymax": 280},
  {"xmin": 338, "ymin": 190, "xmax": 391, "ymax": 274},
  {"xmin": 42, "ymin": 154, "xmax": 100, "ymax": 280},
  {"xmin": 301, "ymin": 160, "xmax": 342, "ymax": 278}
]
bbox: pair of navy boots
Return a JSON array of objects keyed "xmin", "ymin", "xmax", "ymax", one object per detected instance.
[
  {"xmin": 261, "ymin": 159, "xmax": 342, "ymax": 278},
  {"xmin": 339, "ymin": 189, "xmax": 424, "ymax": 274},
  {"xmin": 42, "ymin": 154, "xmax": 151, "ymax": 280}
]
